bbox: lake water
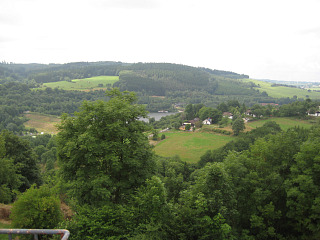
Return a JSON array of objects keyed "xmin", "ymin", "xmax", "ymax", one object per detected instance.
[{"xmin": 139, "ymin": 112, "xmax": 178, "ymax": 122}]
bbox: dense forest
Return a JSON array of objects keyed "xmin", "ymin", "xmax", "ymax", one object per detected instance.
[{"xmin": 1, "ymin": 61, "xmax": 320, "ymax": 239}]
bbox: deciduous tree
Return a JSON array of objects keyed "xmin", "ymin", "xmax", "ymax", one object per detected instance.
[{"xmin": 57, "ymin": 89, "xmax": 155, "ymax": 206}]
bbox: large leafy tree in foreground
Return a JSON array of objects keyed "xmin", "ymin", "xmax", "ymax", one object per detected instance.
[
  {"xmin": 57, "ymin": 88, "xmax": 155, "ymax": 206},
  {"xmin": 1, "ymin": 130, "xmax": 41, "ymax": 193}
]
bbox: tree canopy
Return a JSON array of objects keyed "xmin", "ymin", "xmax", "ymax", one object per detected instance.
[{"xmin": 57, "ymin": 88, "xmax": 155, "ymax": 206}]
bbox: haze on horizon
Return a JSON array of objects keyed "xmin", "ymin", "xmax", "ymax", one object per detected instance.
[{"xmin": 1, "ymin": 0, "xmax": 320, "ymax": 82}]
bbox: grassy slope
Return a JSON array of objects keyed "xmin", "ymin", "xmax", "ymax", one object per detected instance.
[
  {"xmin": 246, "ymin": 117, "xmax": 315, "ymax": 131},
  {"xmin": 24, "ymin": 112, "xmax": 61, "ymax": 134},
  {"xmin": 42, "ymin": 76, "xmax": 119, "ymax": 91},
  {"xmin": 154, "ymin": 131, "xmax": 234, "ymax": 163},
  {"xmin": 241, "ymin": 79, "xmax": 320, "ymax": 99}
]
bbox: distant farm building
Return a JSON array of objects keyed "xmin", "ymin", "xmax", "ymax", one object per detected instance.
[{"xmin": 223, "ymin": 112, "xmax": 233, "ymax": 119}]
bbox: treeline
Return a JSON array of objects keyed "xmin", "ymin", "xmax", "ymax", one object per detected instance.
[
  {"xmin": 28, "ymin": 63, "xmax": 121, "ymax": 83},
  {"xmin": 200, "ymin": 67, "xmax": 250, "ymax": 79},
  {"xmin": 0, "ymin": 61, "xmax": 122, "ymax": 84},
  {"xmin": 0, "ymin": 105, "xmax": 29, "ymax": 134},
  {"xmin": 0, "ymin": 130, "xmax": 58, "ymax": 204},
  {"xmin": 0, "ymin": 82, "xmax": 107, "ymax": 115}
]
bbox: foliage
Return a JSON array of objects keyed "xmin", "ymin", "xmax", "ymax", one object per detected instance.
[
  {"xmin": 62, "ymin": 204, "xmax": 135, "ymax": 240},
  {"xmin": 151, "ymin": 113, "xmax": 182, "ymax": 130},
  {"xmin": 0, "ymin": 130, "xmax": 41, "ymax": 193},
  {"xmin": 152, "ymin": 129, "xmax": 159, "ymax": 141},
  {"xmin": 198, "ymin": 106, "xmax": 222, "ymax": 123},
  {"xmin": 0, "ymin": 104, "xmax": 27, "ymax": 134},
  {"xmin": 155, "ymin": 156, "xmax": 193, "ymax": 202},
  {"xmin": 57, "ymin": 88, "xmax": 155, "ymax": 206},
  {"xmin": 232, "ymin": 118, "xmax": 245, "ymax": 136},
  {"xmin": 11, "ymin": 185, "xmax": 62, "ymax": 233},
  {"xmin": 284, "ymin": 127, "xmax": 320, "ymax": 239},
  {"xmin": 198, "ymin": 121, "xmax": 283, "ymax": 167},
  {"xmin": 170, "ymin": 162, "xmax": 235, "ymax": 239},
  {"xmin": 0, "ymin": 82, "xmax": 108, "ymax": 117},
  {"xmin": 0, "ymin": 158, "xmax": 21, "ymax": 203}
]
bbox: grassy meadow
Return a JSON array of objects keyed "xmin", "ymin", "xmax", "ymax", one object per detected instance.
[
  {"xmin": 154, "ymin": 131, "xmax": 234, "ymax": 163},
  {"xmin": 42, "ymin": 76, "xmax": 119, "ymax": 91},
  {"xmin": 246, "ymin": 117, "xmax": 315, "ymax": 131},
  {"xmin": 241, "ymin": 79, "xmax": 320, "ymax": 99},
  {"xmin": 24, "ymin": 112, "xmax": 61, "ymax": 134}
]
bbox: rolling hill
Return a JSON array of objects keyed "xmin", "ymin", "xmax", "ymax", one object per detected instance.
[{"xmin": 2, "ymin": 61, "xmax": 320, "ymax": 113}]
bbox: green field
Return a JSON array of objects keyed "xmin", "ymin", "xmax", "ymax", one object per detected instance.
[
  {"xmin": 241, "ymin": 79, "xmax": 320, "ymax": 99},
  {"xmin": 42, "ymin": 76, "xmax": 119, "ymax": 91},
  {"xmin": 246, "ymin": 117, "xmax": 315, "ymax": 131},
  {"xmin": 154, "ymin": 131, "xmax": 234, "ymax": 163}
]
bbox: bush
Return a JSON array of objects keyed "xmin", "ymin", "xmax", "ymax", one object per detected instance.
[
  {"xmin": 11, "ymin": 185, "xmax": 62, "ymax": 231},
  {"xmin": 161, "ymin": 134, "xmax": 166, "ymax": 140}
]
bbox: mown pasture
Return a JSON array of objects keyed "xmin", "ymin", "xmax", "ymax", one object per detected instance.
[
  {"xmin": 246, "ymin": 117, "xmax": 315, "ymax": 131},
  {"xmin": 24, "ymin": 112, "xmax": 61, "ymax": 134},
  {"xmin": 42, "ymin": 76, "xmax": 119, "ymax": 91},
  {"xmin": 241, "ymin": 79, "xmax": 320, "ymax": 99},
  {"xmin": 154, "ymin": 131, "xmax": 234, "ymax": 163}
]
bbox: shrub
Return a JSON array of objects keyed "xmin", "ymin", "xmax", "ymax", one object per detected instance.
[
  {"xmin": 161, "ymin": 134, "xmax": 166, "ymax": 140},
  {"xmin": 11, "ymin": 185, "xmax": 62, "ymax": 231}
]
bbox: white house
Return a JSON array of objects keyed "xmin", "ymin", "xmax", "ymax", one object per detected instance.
[
  {"xmin": 202, "ymin": 118, "xmax": 212, "ymax": 125},
  {"xmin": 308, "ymin": 111, "xmax": 320, "ymax": 117}
]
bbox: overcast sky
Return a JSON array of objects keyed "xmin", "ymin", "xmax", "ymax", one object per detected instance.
[{"xmin": 1, "ymin": 0, "xmax": 320, "ymax": 81}]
